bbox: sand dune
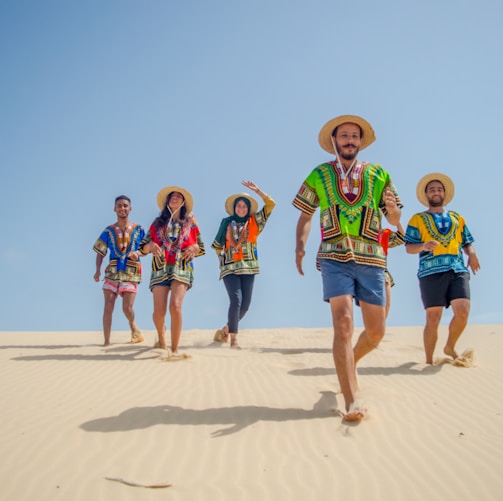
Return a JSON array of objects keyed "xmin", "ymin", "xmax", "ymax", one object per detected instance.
[{"xmin": 1, "ymin": 324, "xmax": 502, "ymax": 500}]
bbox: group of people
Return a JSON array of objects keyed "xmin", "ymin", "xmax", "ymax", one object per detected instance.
[
  {"xmin": 93, "ymin": 180, "xmax": 275, "ymax": 356},
  {"xmin": 94, "ymin": 113, "xmax": 480, "ymax": 423}
]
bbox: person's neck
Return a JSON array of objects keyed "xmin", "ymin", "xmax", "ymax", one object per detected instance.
[
  {"xmin": 116, "ymin": 217, "xmax": 130, "ymax": 228},
  {"xmin": 428, "ymin": 206, "xmax": 444, "ymax": 213},
  {"xmin": 337, "ymin": 157, "xmax": 356, "ymax": 171}
]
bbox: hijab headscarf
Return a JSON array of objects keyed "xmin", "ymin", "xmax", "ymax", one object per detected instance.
[{"xmin": 214, "ymin": 196, "xmax": 251, "ymax": 245}]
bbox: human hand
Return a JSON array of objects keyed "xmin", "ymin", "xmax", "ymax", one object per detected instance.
[
  {"xmin": 151, "ymin": 242, "xmax": 162, "ymax": 257},
  {"xmin": 242, "ymin": 180, "xmax": 259, "ymax": 193},
  {"xmin": 182, "ymin": 244, "xmax": 199, "ymax": 260},
  {"xmin": 467, "ymin": 253, "xmax": 480, "ymax": 275},
  {"xmin": 295, "ymin": 250, "xmax": 305, "ymax": 276},
  {"xmin": 128, "ymin": 250, "xmax": 141, "ymax": 261},
  {"xmin": 422, "ymin": 240, "xmax": 439, "ymax": 252},
  {"xmin": 93, "ymin": 271, "xmax": 100, "ymax": 282},
  {"xmin": 384, "ymin": 187, "xmax": 398, "ymax": 211}
]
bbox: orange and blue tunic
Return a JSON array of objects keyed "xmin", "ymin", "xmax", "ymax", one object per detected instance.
[
  {"xmin": 93, "ymin": 223, "xmax": 145, "ymax": 283},
  {"xmin": 211, "ymin": 196, "xmax": 276, "ymax": 279}
]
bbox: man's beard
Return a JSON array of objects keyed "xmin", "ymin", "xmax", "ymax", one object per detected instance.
[
  {"xmin": 336, "ymin": 144, "xmax": 359, "ymax": 161},
  {"xmin": 428, "ymin": 197, "xmax": 444, "ymax": 207}
]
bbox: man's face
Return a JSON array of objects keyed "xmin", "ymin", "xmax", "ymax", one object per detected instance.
[
  {"xmin": 114, "ymin": 199, "xmax": 132, "ymax": 219},
  {"xmin": 425, "ymin": 181, "xmax": 445, "ymax": 207},
  {"xmin": 334, "ymin": 123, "xmax": 362, "ymax": 161}
]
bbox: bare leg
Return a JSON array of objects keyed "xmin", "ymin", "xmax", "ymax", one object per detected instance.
[
  {"xmin": 168, "ymin": 281, "xmax": 188, "ymax": 353},
  {"xmin": 152, "ymin": 286, "xmax": 169, "ymax": 348},
  {"xmin": 384, "ymin": 282, "xmax": 392, "ymax": 319},
  {"xmin": 353, "ymin": 301, "xmax": 386, "ymax": 365},
  {"xmin": 444, "ymin": 298, "xmax": 470, "ymax": 359},
  {"xmin": 424, "ymin": 306, "xmax": 443, "ymax": 364},
  {"xmin": 102, "ymin": 290, "xmax": 117, "ymax": 346},
  {"xmin": 122, "ymin": 291, "xmax": 143, "ymax": 343},
  {"xmin": 329, "ymin": 295, "xmax": 359, "ymax": 415}
]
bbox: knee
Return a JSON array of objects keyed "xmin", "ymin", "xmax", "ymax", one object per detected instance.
[
  {"xmin": 426, "ymin": 311, "xmax": 442, "ymax": 326},
  {"xmin": 169, "ymin": 301, "xmax": 183, "ymax": 316},
  {"xmin": 122, "ymin": 304, "xmax": 133, "ymax": 316},
  {"xmin": 454, "ymin": 305, "xmax": 470, "ymax": 322},
  {"xmin": 367, "ymin": 329, "xmax": 384, "ymax": 348},
  {"xmin": 332, "ymin": 313, "xmax": 353, "ymax": 342}
]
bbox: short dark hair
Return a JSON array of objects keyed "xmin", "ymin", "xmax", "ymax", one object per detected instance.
[
  {"xmin": 332, "ymin": 125, "xmax": 363, "ymax": 138},
  {"xmin": 115, "ymin": 195, "xmax": 131, "ymax": 204}
]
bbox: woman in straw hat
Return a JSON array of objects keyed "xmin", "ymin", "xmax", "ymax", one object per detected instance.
[
  {"xmin": 138, "ymin": 186, "xmax": 205, "ymax": 355},
  {"xmin": 211, "ymin": 180, "xmax": 275, "ymax": 349}
]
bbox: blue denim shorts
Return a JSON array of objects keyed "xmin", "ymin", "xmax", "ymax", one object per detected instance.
[{"xmin": 318, "ymin": 259, "xmax": 386, "ymax": 306}]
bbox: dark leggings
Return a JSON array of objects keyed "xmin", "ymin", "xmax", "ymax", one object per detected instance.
[{"xmin": 223, "ymin": 274, "xmax": 255, "ymax": 333}]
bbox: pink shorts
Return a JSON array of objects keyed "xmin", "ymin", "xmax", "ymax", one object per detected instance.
[{"xmin": 103, "ymin": 279, "xmax": 138, "ymax": 296}]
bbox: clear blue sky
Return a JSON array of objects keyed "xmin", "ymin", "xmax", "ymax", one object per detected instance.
[{"xmin": 1, "ymin": 0, "xmax": 501, "ymax": 332}]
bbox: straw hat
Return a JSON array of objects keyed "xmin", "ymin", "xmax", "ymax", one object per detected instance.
[
  {"xmin": 318, "ymin": 115, "xmax": 376, "ymax": 154},
  {"xmin": 156, "ymin": 186, "xmax": 194, "ymax": 212},
  {"xmin": 416, "ymin": 173, "xmax": 455, "ymax": 207},
  {"xmin": 224, "ymin": 193, "xmax": 258, "ymax": 216}
]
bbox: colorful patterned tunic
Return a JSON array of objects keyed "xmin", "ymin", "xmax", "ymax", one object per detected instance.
[
  {"xmin": 211, "ymin": 197, "xmax": 276, "ymax": 279},
  {"xmin": 93, "ymin": 223, "xmax": 145, "ymax": 283},
  {"xmin": 139, "ymin": 213, "xmax": 205, "ymax": 289},
  {"xmin": 292, "ymin": 161, "xmax": 402, "ymax": 268},
  {"xmin": 404, "ymin": 210, "xmax": 474, "ymax": 278}
]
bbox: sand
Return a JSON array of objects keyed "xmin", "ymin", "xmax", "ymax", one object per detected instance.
[{"xmin": 1, "ymin": 324, "xmax": 502, "ymax": 501}]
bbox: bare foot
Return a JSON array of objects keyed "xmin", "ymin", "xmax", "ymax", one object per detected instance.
[
  {"xmin": 230, "ymin": 334, "xmax": 241, "ymax": 349},
  {"xmin": 343, "ymin": 402, "xmax": 367, "ymax": 422},
  {"xmin": 153, "ymin": 341, "xmax": 167, "ymax": 350},
  {"xmin": 444, "ymin": 345, "xmax": 458, "ymax": 360},
  {"xmin": 130, "ymin": 328, "xmax": 144, "ymax": 344}
]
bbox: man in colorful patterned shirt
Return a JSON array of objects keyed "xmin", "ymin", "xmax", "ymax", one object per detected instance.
[
  {"xmin": 293, "ymin": 114, "xmax": 402, "ymax": 422},
  {"xmin": 405, "ymin": 173, "xmax": 480, "ymax": 364},
  {"xmin": 93, "ymin": 195, "xmax": 145, "ymax": 346}
]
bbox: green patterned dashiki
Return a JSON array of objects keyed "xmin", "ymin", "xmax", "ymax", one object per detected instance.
[{"xmin": 292, "ymin": 162, "xmax": 402, "ymax": 268}]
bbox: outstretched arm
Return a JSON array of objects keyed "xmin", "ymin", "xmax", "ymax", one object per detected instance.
[{"xmin": 295, "ymin": 212, "xmax": 312, "ymax": 276}]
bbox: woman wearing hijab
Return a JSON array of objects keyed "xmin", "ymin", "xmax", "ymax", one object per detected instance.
[
  {"xmin": 138, "ymin": 186, "xmax": 205, "ymax": 355},
  {"xmin": 212, "ymin": 180, "xmax": 275, "ymax": 348}
]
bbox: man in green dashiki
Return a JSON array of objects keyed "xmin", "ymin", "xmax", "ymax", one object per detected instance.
[
  {"xmin": 293, "ymin": 114, "xmax": 402, "ymax": 423},
  {"xmin": 405, "ymin": 173, "xmax": 480, "ymax": 365},
  {"xmin": 93, "ymin": 195, "xmax": 145, "ymax": 346}
]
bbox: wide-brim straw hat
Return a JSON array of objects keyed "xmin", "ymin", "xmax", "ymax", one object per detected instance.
[
  {"xmin": 156, "ymin": 186, "xmax": 194, "ymax": 212},
  {"xmin": 318, "ymin": 114, "xmax": 376, "ymax": 154},
  {"xmin": 416, "ymin": 172, "xmax": 455, "ymax": 207},
  {"xmin": 224, "ymin": 193, "xmax": 258, "ymax": 216}
]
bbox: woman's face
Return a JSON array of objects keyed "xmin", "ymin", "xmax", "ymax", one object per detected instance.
[
  {"xmin": 168, "ymin": 191, "xmax": 185, "ymax": 210},
  {"xmin": 234, "ymin": 200, "xmax": 249, "ymax": 218}
]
